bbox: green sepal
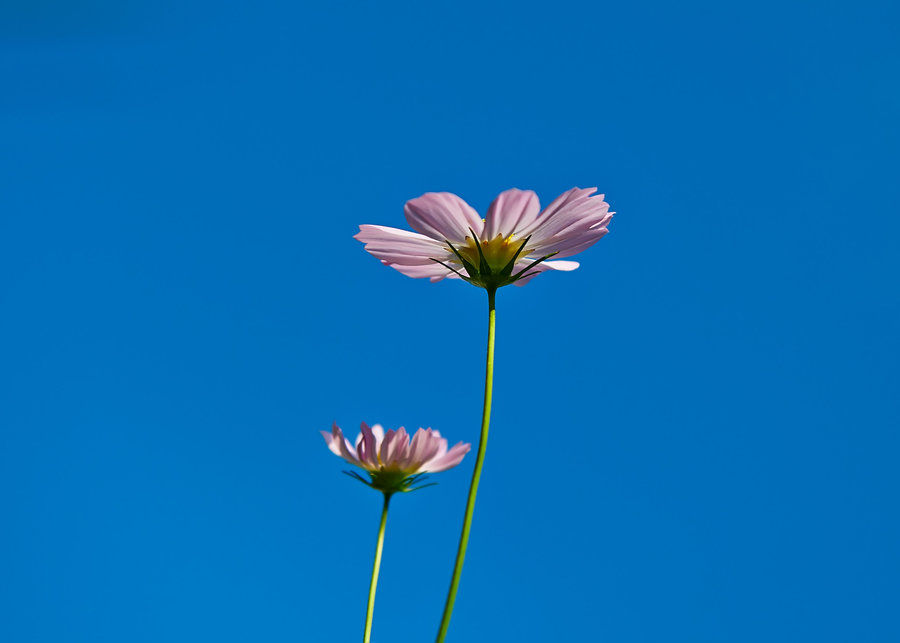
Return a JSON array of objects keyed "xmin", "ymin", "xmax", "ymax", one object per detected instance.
[
  {"xmin": 344, "ymin": 469, "xmax": 439, "ymax": 494},
  {"xmin": 497, "ymin": 235, "xmax": 532, "ymax": 279},
  {"xmin": 437, "ymin": 235, "xmax": 559, "ymax": 290},
  {"xmin": 445, "ymin": 240, "xmax": 480, "ymax": 279},
  {"xmin": 509, "ymin": 250, "xmax": 559, "ymax": 283},
  {"xmin": 468, "ymin": 227, "xmax": 492, "ymax": 276}
]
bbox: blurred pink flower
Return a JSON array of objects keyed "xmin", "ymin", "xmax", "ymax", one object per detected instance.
[
  {"xmin": 322, "ymin": 422, "xmax": 471, "ymax": 493},
  {"xmin": 355, "ymin": 187, "xmax": 613, "ymax": 288}
]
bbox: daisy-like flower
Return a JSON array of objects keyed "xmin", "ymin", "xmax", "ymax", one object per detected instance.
[
  {"xmin": 355, "ymin": 187, "xmax": 613, "ymax": 289},
  {"xmin": 322, "ymin": 422, "xmax": 471, "ymax": 494},
  {"xmin": 324, "ymin": 422, "xmax": 470, "ymax": 643}
]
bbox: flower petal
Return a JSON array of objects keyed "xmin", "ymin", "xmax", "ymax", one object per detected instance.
[
  {"xmin": 512, "ymin": 259, "xmax": 580, "ymax": 286},
  {"xmin": 379, "ymin": 428, "xmax": 397, "ymax": 466},
  {"xmin": 530, "ymin": 221, "xmax": 611, "ymax": 259},
  {"xmin": 379, "ymin": 428, "xmax": 398, "ymax": 467},
  {"xmin": 535, "ymin": 259, "xmax": 580, "ymax": 271},
  {"xmin": 424, "ymin": 441, "xmax": 471, "ymax": 472},
  {"xmin": 386, "ymin": 261, "xmax": 461, "ymax": 282},
  {"xmin": 404, "ymin": 192, "xmax": 484, "ymax": 242},
  {"xmin": 331, "ymin": 424, "xmax": 361, "ymax": 465},
  {"xmin": 321, "ymin": 427, "xmax": 342, "ymax": 457},
  {"xmin": 529, "ymin": 187, "xmax": 598, "ymax": 225},
  {"xmin": 356, "ymin": 187, "xmax": 611, "ymax": 288},
  {"xmin": 382, "ymin": 427, "xmax": 409, "ymax": 469},
  {"xmin": 523, "ymin": 188, "xmax": 611, "ymax": 249},
  {"xmin": 405, "ymin": 428, "xmax": 443, "ymax": 471},
  {"xmin": 355, "ymin": 224, "xmax": 446, "ymax": 266},
  {"xmin": 530, "ymin": 208, "xmax": 612, "ymax": 248},
  {"xmin": 358, "ymin": 422, "xmax": 378, "ymax": 469},
  {"xmin": 482, "ymin": 189, "xmax": 540, "ymax": 240}
]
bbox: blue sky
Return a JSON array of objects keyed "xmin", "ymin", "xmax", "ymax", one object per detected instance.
[{"xmin": 1, "ymin": 1, "xmax": 898, "ymax": 641}]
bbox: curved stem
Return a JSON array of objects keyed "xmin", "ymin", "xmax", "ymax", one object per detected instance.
[
  {"xmin": 364, "ymin": 492, "xmax": 391, "ymax": 643},
  {"xmin": 435, "ymin": 287, "xmax": 496, "ymax": 642}
]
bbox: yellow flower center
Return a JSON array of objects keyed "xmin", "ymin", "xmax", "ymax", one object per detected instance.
[{"xmin": 456, "ymin": 234, "xmax": 524, "ymax": 271}]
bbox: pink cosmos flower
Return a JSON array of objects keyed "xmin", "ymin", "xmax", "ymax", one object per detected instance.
[
  {"xmin": 322, "ymin": 422, "xmax": 471, "ymax": 493},
  {"xmin": 355, "ymin": 188, "xmax": 613, "ymax": 288}
]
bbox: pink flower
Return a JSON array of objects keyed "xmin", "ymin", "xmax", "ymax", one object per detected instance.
[
  {"xmin": 322, "ymin": 422, "xmax": 471, "ymax": 493},
  {"xmin": 355, "ymin": 188, "xmax": 613, "ymax": 288}
]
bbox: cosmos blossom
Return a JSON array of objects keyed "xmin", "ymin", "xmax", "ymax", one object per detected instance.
[
  {"xmin": 322, "ymin": 422, "xmax": 471, "ymax": 492},
  {"xmin": 323, "ymin": 422, "xmax": 471, "ymax": 643},
  {"xmin": 355, "ymin": 188, "xmax": 613, "ymax": 288}
]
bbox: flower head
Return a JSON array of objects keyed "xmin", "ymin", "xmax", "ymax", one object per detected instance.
[
  {"xmin": 355, "ymin": 188, "xmax": 613, "ymax": 289},
  {"xmin": 322, "ymin": 422, "xmax": 471, "ymax": 493}
]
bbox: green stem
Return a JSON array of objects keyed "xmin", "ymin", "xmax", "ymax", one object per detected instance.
[
  {"xmin": 364, "ymin": 492, "xmax": 391, "ymax": 643},
  {"xmin": 435, "ymin": 287, "xmax": 496, "ymax": 642}
]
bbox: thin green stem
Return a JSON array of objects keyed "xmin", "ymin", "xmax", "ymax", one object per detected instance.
[
  {"xmin": 364, "ymin": 492, "xmax": 391, "ymax": 643},
  {"xmin": 435, "ymin": 287, "xmax": 496, "ymax": 642}
]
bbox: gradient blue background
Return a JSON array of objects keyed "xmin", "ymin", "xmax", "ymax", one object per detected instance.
[{"xmin": 2, "ymin": 1, "xmax": 898, "ymax": 641}]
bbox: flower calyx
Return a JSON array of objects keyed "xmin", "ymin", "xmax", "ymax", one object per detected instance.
[
  {"xmin": 431, "ymin": 229, "xmax": 558, "ymax": 290},
  {"xmin": 343, "ymin": 469, "xmax": 437, "ymax": 495}
]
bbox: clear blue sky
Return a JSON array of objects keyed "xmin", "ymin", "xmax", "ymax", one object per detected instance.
[{"xmin": 1, "ymin": 1, "xmax": 898, "ymax": 641}]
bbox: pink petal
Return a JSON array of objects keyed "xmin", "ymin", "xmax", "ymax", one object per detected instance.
[
  {"xmin": 358, "ymin": 421, "xmax": 378, "ymax": 469},
  {"xmin": 355, "ymin": 224, "xmax": 446, "ymax": 266},
  {"xmin": 428, "ymin": 431, "xmax": 448, "ymax": 460},
  {"xmin": 383, "ymin": 427, "xmax": 409, "ymax": 468},
  {"xmin": 401, "ymin": 428, "xmax": 428, "ymax": 469},
  {"xmin": 424, "ymin": 441, "xmax": 471, "ymax": 472},
  {"xmin": 386, "ymin": 261, "xmax": 461, "ymax": 281},
  {"xmin": 511, "ymin": 259, "xmax": 580, "ymax": 286},
  {"xmin": 379, "ymin": 428, "xmax": 397, "ymax": 465},
  {"xmin": 535, "ymin": 259, "xmax": 580, "ymax": 271},
  {"xmin": 482, "ymin": 189, "xmax": 540, "ymax": 240},
  {"xmin": 532, "ymin": 210, "xmax": 612, "ymax": 251},
  {"xmin": 524, "ymin": 188, "xmax": 610, "ymax": 247},
  {"xmin": 331, "ymin": 424, "xmax": 361, "ymax": 465},
  {"xmin": 532, "ymin": 187, "xmax": 599, "ymax": 226},
  {"xmin": 321, "ymin": 428, "xmax": 342, "ymax": 457},
  {"xmin": 404, "ymin": 193, "xmax": 484, "ymax": 243},
  {"xmin": 536, "ymin": 226, "xmax": 610, "ymax": 260},
  {"xmin": 533, "ymin": 194, "xmax": 605, "ymax": 235},
  {"xmin": 405, "ymin": 428, "xmax": 442, "ymax": 470},
  {"xmin": 513, "ymin": 273, "xmax": 539, "ymax": 286}
]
